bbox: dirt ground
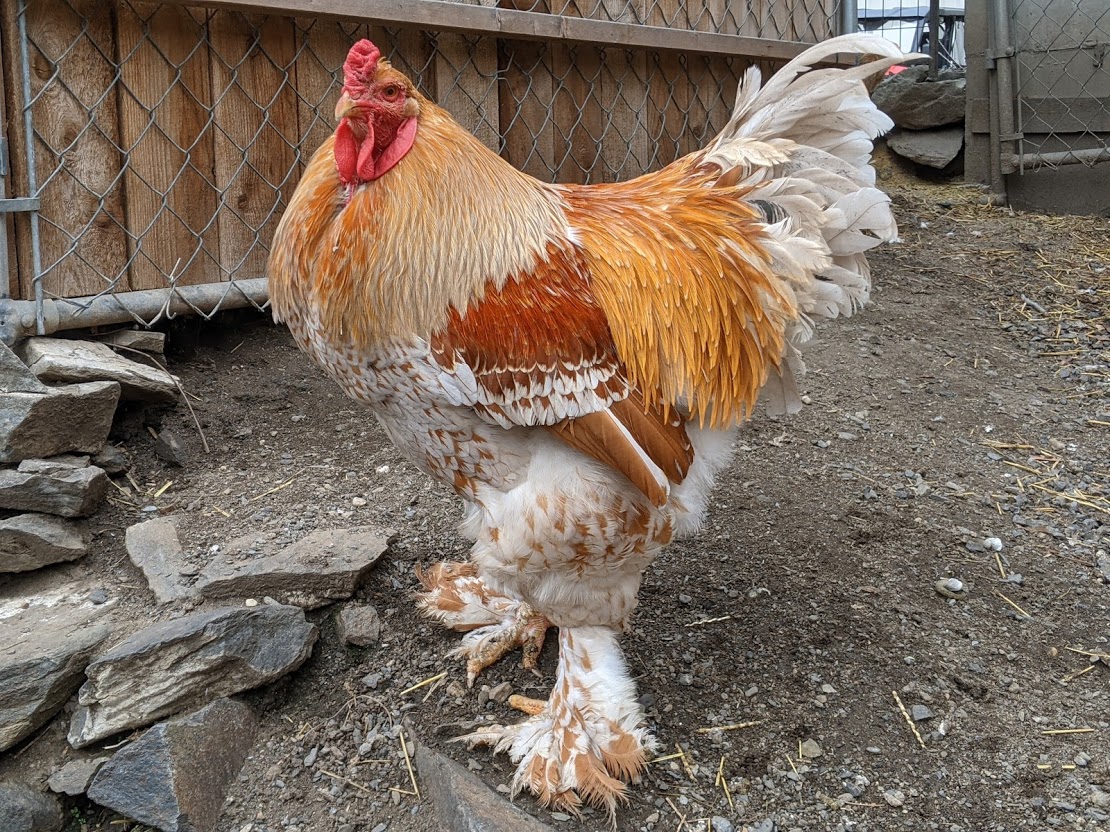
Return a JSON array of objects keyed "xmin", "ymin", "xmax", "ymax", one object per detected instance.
[{"xmin": 3, "ymin": 171, "xmax": 1108, "ymax": 832}]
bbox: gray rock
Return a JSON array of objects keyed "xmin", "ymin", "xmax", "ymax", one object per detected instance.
[
  {"xmin": 799, "ymin": 738, "xmax": 823, "ymax": 758},
  {"xmin": 92, "ymin": 445, "xmax": 131, "ymax": 476},
  {"xmin": 873, "ymin": 66, "xmax": 966, "ymax": 130},
  {"xmin": 69, "ymin": 604, "xmax": 317, "ymax": 748},
  {"xmin": 0, "ymin": 341, "xmax": 47, "ymax": 393},
  {"xmin": 125, "ymin": 517, "xmax": 196, "ymax": 603},
  {"xmin": 87, "ymin": 699, "xmax": 257, "ymax": 832},
  {"xmin": 415, "ymin": 738, "xmax": 554, "ymax": 832},
  {"xmin": 0, "ymin": 603, "xmax": 112, "ymax": 752},
  {"xmin": 336, "ymin": 604, "xmax": 381, "ymax": 646},
  {"xmin": 154, "ymin": 428, "xmax": 188, "ymax": 467},
  {"xmin": 0, "ymin": 381, "xmax": 120, "ymax": 464},
  {"xmin": 0, "ymin": 782, "xmax": 64, "ymax": 832},
  {"xmin": 711, "ymin": 818, "xmax": 734, "ymax": 832},
  {"xmin": 97, "ymin": 329, "xmax": 166, "ymax": 354},
  {"xmin": 0, "ymin": 457, "xmax": 109, "ymax": 517},
  {"xmin": 883, "ymin": 788, "xmax": 906, "ymax": 807},
  {"xmin": 0, "ymin": 513, "xmax": 87, "ymax": 572},
  {"xmin": 19, "ymin": 337, "xmax": 177, "ymax": 403},
  {"xmin": 912, "ymin": 704, "xmax": 935, "ymax": 721},
  {"xmin": 197, "ymin": 527, "xmax": 392, "ymax": 610},
  {"xmin": 887, "ymin": 127, "xmax": 964, "ymax": 170},
  {"xmin": 47, "ymin": 756, "xmax": 111, "ymax": 796}
]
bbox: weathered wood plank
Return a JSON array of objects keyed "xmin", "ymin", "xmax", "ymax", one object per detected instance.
[
  {"xmin": 209, "ymin": 12, "xmax": 299, "ymax": 282},
  {"xmin": 117, "ymin": 2, "xmax": 219, "ymax": 290},
  {"xmin": 160, "ymin": 0, "xmax": 818, "ymax": 61},
  {"xmin": 499, "ymin": 39, "xmax": 556, "ymax": 180},
  {"xmin": 5, "ymin": 0, "xmax": 128, "ymax": 300},
  {"xmin": 292, "ymin": 17, "xmax": 367, "ymax": 172},
  {"xmin": 433, "ymin": 1, "xmax": 499, "ymax": 151}
]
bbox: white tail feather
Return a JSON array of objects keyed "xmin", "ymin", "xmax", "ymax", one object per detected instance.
[{"xmin": 702, "ymin": 35, "xmax": 922, "ymax": 416}]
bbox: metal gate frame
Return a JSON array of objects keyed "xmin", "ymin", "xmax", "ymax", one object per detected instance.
[{"xmin": 980, "ymin": 0, "xmax": 1110, "ymax": 204}]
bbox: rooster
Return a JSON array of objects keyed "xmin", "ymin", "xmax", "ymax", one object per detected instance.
[{"xmin": 269, "ymin": 34, "xmax": 913, "ymax": 819}]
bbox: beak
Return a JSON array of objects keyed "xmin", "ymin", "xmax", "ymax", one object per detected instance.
[{"xmin": 335, "ymin": 92, "xmax": 357, "ymax": 122}]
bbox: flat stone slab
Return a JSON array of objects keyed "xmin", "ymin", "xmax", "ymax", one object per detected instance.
[
  {"xmin": 47, "ymin": 756, "xmax": 112, "ymax": 796},
  {"xmin": 873, "ymin": 65, "xmax": 966, "ymax": 131},
  {"xmin": 69, "ymin": 604, "xmax": 317, "ymax": 748},
  {"xmin": 0, "ymin": 381, "xmax": 120, "ymax": 464},
  {"xmin": 0, "ymin": 513, "xmax": 87, "ymax": 572},
  {"xmin": 415, "ymin": 737, "xmax": 555, "ymax": 832},
  {"xmin": 125, "ymin": 517, "xmax": 196, "ymax": 603},
  {"xmin": 19, "ymin": 337, "xmax": 177, "ymax": 403},
  {"xmin": 0, "ymin": 340, "xmax": 48, "ymax": 393},
  {"xmin": 0, "ymin": 782, "xmax": 64, "ymax": 832},
  {"xmin": 197, "ymin": 527, "xmax": 392, "ymax": 610},
  {"xmin": 96, "ymin": 329, "xmax": 166, "ymax": 354},
  {"xmin": 87, "ymin": 699, "xmax": 257, "ymax": 832},
  {"xmin": 0, "ymin": 457, "xmax": 109, "ymax": 517},
  {"xmin": 888, "ymin": 126, "xmax": 964, "ymax": 170},
  {"xmin": 0, "ymin": 602, "xmax": 113, "ymax": 752}
]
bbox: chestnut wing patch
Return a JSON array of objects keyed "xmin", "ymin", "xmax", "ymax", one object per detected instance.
[
  {"xmin": 429, "ymin": 244, "xmax": 627, "ymax": 429},
  {"xmin": 429, "ymin": 243, "xmax": 694, "ymax": 505}
]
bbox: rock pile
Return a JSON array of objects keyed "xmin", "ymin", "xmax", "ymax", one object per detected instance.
[
  {"xmin": 1, "ymin": 336, "xmax": 174, "ymax": 575},
  {"xmin": 1, "ymin": 331, "xmax": 397, "ymax": 832},
  {"xmin": 873, "ymin": 66, "xmax": 966, "ymax": 171}
]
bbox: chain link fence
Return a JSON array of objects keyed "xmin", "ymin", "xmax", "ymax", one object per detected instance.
[
  {"xmin": 0, "ymin": 0, "xmax": 850, "ymax": 339},
  {"xmin": 1008, "ymin": 0, "xmax": 1110, "ymax": 171}
]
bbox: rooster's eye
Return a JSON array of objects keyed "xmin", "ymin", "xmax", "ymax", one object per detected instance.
[{"xmin": 382, "ymin": 85, "xmax": 400, "ymax": 100}]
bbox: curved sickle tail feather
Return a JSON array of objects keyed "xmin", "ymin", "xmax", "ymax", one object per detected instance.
[{"xmin": 705, "ymin": 34, "xmax": 925, "ymax": 416}]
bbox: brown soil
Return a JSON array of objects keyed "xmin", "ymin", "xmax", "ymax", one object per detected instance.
[{"xmin": 3, "ymin": 177, "xmax": 1108, "ymax": 832}]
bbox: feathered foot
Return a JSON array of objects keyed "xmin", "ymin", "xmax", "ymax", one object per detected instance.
[
  {"xmin": 415, "ymin": 561, "xmax": 551, "ymax": 685},
  {"xmin": 456, "ymin": 626, "xmax": 656, "ymax": 824}
]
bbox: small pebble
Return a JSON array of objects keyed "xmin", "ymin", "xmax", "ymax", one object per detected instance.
[
  {"xmin": 303, "ymin": 746, "xmax": 318, "ymax": 767},
  {"xmin": 883, "ymin": 788, "xmax": 906, "ymax": 807},
  {"xmin": 244, "ymin": 598, "xmax": 259, "ymax": 607},
  {"xmin": 983, "ymin": 537, "xmax": 1003, "ymax": 551},
  {"xmin": 351, "ymin": 497, "xmax": 367, "ymax": 507},
  {"xmin": 711, "ymin": 817, "xmax": 734, "ymax": 832},
  {"xmin": 799, "ymin": 739, "xmax": 823, "ymax": 759},
  {"xmin": 935, "ymin": 578, "xmax": 967, "ymax": 599},
  {"xmin": 489, "ymin": 682, "xmax": 513, "ymax": 703},
  {"xmin": 912, "ymin": 704, "xmax": 935, "ymax": 721}
]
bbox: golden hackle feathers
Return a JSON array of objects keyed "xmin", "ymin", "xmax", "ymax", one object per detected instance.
[{"xmin": 269, "ymin": 100, "xmax": 566, "ymax": 349}]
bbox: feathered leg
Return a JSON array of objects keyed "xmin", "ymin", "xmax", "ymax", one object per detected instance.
[
  {"xmin": 457, "ymin": 626, "xmax": 656, "ymax": 823},
  {"xmin": 416, "ymin": 561, "xmax": 551, "ymax": 684}
]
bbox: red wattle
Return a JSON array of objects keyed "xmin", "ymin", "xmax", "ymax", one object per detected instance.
[
  {"xmin": 333, "ymin": 120, "xmax": 358, "ymax": 184},
  {"xmin": 372, "ymin": 118, "xmax": 418, "ymax": 180},
  {"xmin": 357, "ymin": 122, "xmax": 378, "ymax": 181}
]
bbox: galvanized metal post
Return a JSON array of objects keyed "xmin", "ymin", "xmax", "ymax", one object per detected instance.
[
  {"xmin": 929, "ymin": 0, "xmax": 941, "ymax": 76},
  {"xmin": 987, "ymin": 0, "xmax": 1019, "ymax": 191},
  {"xmin": 837, "ymin": 0, "xmax": 859, "ymax": 38},
  {"xmin": 16, "ymin": 0, "xmax": 46, "ymax": 334}
]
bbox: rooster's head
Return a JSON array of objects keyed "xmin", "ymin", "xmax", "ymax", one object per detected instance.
[{"xmin": 333, "ymin": 39, "xmax": 420, "ymax": 186}]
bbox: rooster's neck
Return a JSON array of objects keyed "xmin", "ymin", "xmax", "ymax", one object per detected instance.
[{"xmin": 269, "ymin": 102, "xmax": 570, "ymax": 353}]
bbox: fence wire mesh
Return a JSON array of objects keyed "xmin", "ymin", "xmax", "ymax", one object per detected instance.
[
  {"xmin": 1010, "ymin": 0, "xmax": 1110, "ymax": 170},
  {"xmin": 0, "ymin": 0, "xmax": 843, "ymax": 327}
]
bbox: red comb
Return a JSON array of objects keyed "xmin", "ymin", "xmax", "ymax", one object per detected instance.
[{"xmin": 343, "ymin": 40, "xmax": 381, "ymax": 97}]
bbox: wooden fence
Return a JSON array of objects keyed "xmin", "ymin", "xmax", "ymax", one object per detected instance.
[{"xmin": 0, "ymin": 0, "xmax": 840, "ymax": 308}]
